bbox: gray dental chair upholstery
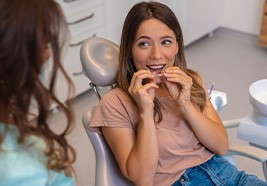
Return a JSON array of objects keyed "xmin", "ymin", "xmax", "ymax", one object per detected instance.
[
  {"xmin": 80, "ymin": 37, "xmax": 134, "ymax": 186},
  {"xmin": 80, "ymin": 37, "xmax": 267, "ymax": 186},
  {"xmin": 82, "ymin": 108, "xmax": 133, "ymax": 186}
]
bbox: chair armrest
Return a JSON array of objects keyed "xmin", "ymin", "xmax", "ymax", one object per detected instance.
[
  {"xmin": 223, "ymin": 118, "xmax": 243, "ymax": 129},
  {"xmin": 228, "ymin": 145, "xmax": 267, "ymax": 163}
]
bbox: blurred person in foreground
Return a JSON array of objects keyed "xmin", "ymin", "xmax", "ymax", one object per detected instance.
[{"xmin": 0, "ymin": 0, "xmax": 76, "ymax": 185}]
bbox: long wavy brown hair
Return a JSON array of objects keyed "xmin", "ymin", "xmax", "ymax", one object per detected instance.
[
  {"xmin": 116, "ymin": 1, "xmax": 207, "ymax": 122},
  {"xmin": 0, "ymin": 0, "xmax": 75, "ymax": 173}
]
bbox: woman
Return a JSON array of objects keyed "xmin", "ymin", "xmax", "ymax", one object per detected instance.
[
  {"xmin": 90, "ymin": 2, "xmax": 267, "ymax": 186},
  {"xmin": 0, "ymin": 0, "xmax": 76, "ymax": 185}
]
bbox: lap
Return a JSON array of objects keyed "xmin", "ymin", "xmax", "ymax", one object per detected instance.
[{"xmin": 172, "ymin": 155, "xmax": 267, "ymax": 186}]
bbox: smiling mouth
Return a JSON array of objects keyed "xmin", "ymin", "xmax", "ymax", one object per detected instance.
[{"xmin": 146, "ymin": 64, "xmax": 166, "ymax": 76}]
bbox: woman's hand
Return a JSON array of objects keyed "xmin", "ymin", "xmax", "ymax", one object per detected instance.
[
  {"xmin": 163, "ymin": 66, "xmax": 192, "ymax": 107},
  {"xmin": 163, "ymin": 67, "xmax": 229, "ymax": 154},
  {"xmin": 128, "ymin": 70, "xmax": 159, "ymax": 112}
]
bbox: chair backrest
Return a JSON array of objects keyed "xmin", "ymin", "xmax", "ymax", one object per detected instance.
[
  {"xmin": 82, "ymin": 107, "xmax": 134, "ymax": 186},
  {"xmin": 80, "ymin": 36, "xmax": 134, "ymax": 186},
  {"xmin": 80, "ymin": 36, "xmax": 119, "ymax": 87}
]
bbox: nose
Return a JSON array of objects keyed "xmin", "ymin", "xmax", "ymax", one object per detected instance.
[{"xmin": 150, "ymin": 44, "xmax": 162, "ymax": 59}]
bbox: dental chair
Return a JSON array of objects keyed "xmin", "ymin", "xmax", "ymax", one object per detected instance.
[
  {"xmin": 80, "ymin": 37, "xmax": 267, "ymax": 186},
  {"xmin": 80, "ymin": 37, "xmax": 133, "ymax": 186}
]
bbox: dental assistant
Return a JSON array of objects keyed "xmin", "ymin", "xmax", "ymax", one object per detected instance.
[{"xmin": 0, "ymin": 0, "xmax": 76, "ymax": 185}]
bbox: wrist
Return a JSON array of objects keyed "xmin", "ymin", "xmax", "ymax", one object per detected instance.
[
  {"xmin": 139, "ymin": 109, "xmax": 155, "ymax": 124},
  {"xmin": 179, "ymin": 101, "xmax": 195, "ymax": 115},
  {"xmin": 139, "ymin": 104, "xmax": 154, "ymax": 115}
]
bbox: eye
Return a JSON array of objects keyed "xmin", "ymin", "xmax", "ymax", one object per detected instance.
[
  {"xmin": 162, "ymin": 39, "xmax": 172, "ymax": 45},
  {"xmin": 138, "ymin": 41, "xmax": 150, "ymax": 48}
]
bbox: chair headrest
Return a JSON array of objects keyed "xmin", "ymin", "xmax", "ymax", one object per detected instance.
[{"xmin": 80, "ymin": 37, "xmax": 119, "ymax": 87}]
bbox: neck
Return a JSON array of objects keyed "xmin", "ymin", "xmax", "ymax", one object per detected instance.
[{"xmin": 155, "ymin": 83, "xmax": 170, "ymax": 97}]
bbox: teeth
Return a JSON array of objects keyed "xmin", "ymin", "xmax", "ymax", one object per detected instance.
[
  {"xmin": 154, "ymin": 73, "xmax": 163, "ymax": 77},
  {"xmin": 147, "ymin": 65, "xmax": 164, "ymax": 70}
]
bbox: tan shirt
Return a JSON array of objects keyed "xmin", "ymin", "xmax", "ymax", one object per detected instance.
[{"xmin": 90, "ymin": 88, "xmax": 213, "ymax": 186}]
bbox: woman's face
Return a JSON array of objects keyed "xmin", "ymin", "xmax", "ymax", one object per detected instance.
[{"xmin": 132, "ymin": 18, "xmax": 178, "ymax": 83}]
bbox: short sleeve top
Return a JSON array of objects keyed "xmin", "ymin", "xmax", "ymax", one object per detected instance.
[{"xmin": 90, "ymin": 88, "xmax": 214, "ymax": 186}]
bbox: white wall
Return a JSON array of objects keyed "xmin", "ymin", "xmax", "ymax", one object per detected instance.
[
  {"xmin": 105, "ymin": 0, "xmax": 266, "ymax": 41},
  {"xmin": 221, "ymin": 0, "xmax": 265, "ymax": 35},
  {"xmin": 104, "ymin": 0, "xmax": 140, "ymax": 44}
]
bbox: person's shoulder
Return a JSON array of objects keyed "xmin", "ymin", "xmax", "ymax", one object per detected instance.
[
  {"xmin": 47, "ymin": 170, "xmax": 75, "ymax": 186},
  {"xmin": 105, "ymin": 88, "xmax": 126, "ymax": 96},
  {"xmin": 97, "ymin": 88, "xmax": 135, "ymax": 114},
  {"xmin": 0, "ymin": 141, "xmax": 48, "ymax": 185},
  {"xmin": 101, "ymin": 88, "xmax": 130, "ymax": 103},
  {"xmin": 0, "ymin": 138, "xmax": 75, "ymax": 186}
]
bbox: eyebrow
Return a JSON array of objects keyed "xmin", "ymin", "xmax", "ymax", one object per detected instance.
[{"xmin": 136, "ymin": 35, "xmax": 175, "ymax": 41}]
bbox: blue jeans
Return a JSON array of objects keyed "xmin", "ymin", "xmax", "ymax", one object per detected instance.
[{"xmin": 172, "ymin": 155, "xmax": 267, "ymax": 186}]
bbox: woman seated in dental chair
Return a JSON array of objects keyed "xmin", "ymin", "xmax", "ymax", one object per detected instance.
[{"xmin": 90, "ymin": 2, "xmax": 267, "ymax": 185}]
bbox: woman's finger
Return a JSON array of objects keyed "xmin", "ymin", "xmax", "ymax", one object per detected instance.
[{"xmin": 130, "ymin": 70, "xmax": 153, "ymax": 88}]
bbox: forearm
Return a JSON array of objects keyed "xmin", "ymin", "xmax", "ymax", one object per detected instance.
[
  {"xmin": 181, "ymin": 103, "xmax": 229, "ymax": 155},
  {"xmin": 126, "ymin": 112, "xmax": 159, "ymax": 185}
]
